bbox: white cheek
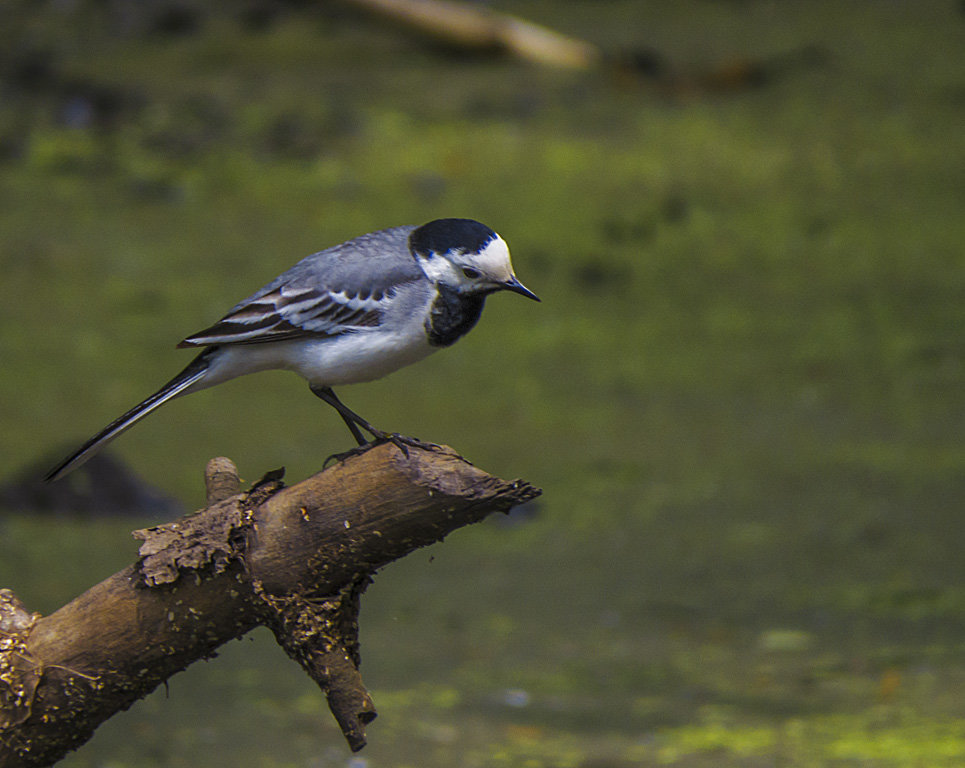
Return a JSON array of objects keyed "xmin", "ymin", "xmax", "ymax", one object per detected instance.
[{"xmin": 419, "ymin": 253, "xmax": 458, "ymax": 283}]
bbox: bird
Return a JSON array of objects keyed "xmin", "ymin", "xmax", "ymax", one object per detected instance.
[{"xmin": 45, "ymin": 218, "xmax": 539, "ymax": 482}]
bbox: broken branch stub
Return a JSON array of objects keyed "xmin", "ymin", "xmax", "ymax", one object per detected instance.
[{"xmin": 0, "ymin": 443, "xmax": 540, "ymax": 767}]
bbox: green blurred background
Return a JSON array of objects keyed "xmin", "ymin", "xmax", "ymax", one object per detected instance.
[{"xmin": 1, "ymin": 1, "xmax": 964, "ymax": 765}]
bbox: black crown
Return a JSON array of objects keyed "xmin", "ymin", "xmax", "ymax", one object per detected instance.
[{"xmin": 409, "ymin": 218, "xmax": 496, "ymax": 258}]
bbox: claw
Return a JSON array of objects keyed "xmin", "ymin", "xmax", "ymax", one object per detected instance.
[
  {"xmin": 324, "ymin": 444, "xmax": 374, "ymax": 467},
  {"xmin": 383, "ymin": 433, "xmax": 445, "ymax": 456}
]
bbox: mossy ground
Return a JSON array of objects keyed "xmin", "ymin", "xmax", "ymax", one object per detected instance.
[{"xmin": 1, "ymin": 1, "xmax": 964, "ymax": 765}]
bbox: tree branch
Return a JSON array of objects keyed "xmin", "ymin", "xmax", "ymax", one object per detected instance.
[{"xmin": 0, "ymin": 443, "xmax": 540, "ymax": 767}]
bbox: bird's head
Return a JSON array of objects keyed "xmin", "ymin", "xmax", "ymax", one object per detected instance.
[{"xmin": 410, "ymin": 218, "xmax": 540, "ymax": 302}]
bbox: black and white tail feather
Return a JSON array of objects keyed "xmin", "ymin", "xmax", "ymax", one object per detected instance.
[
  {"xmin": 44, "ymin": 351, "xmax": 214, "ymax": 482},
  {"xmin": 45, "ymin": 218, "xmax": 538, "ymax": 482}
]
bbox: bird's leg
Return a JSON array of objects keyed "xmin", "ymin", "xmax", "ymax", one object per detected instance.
[
  {"xmin": 310, "ymin": 385, "xmax": 375, "ymax": 446},
  {"xmin": 310, "ymin": 384, "xmax": 442, "ymax": 463}
]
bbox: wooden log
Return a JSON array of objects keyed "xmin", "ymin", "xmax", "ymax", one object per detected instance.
[{"xmin": 0, "ymin": 443, "xmax": 540, "ymax": 767}]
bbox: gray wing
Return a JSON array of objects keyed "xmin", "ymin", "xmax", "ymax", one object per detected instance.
[{"xmin": 179, "ymin": 226, "xmax": 423, "ymax": 347}]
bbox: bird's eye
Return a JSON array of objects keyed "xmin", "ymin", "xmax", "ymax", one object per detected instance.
[{"xmin": 462, "ymin": 267, "xmax": 481, "ymax": 279}]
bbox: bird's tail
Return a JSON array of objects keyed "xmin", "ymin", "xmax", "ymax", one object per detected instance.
[{"xmin": 44, "ymin": 349, "xmax": 214, "ymax": 482}]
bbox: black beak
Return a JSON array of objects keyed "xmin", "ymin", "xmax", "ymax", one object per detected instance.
[{"xmin": 501, "ymin": 276, "xmax": 540, "ymax": 302}]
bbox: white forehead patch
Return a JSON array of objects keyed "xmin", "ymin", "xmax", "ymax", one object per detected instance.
[{"xmin": 470, "ymin": 236, "xmax": 514, "ymax": 282}]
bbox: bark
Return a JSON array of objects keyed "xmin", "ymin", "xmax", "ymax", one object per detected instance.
[{"xmin": 0, "ymin": 443, "xmax": 540, "ymax": 767}]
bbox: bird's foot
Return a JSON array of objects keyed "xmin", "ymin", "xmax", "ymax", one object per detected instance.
[
  {"xmin": 376, "ymin": 432, "xmax": 444, "ymax": 458},
  {"xmin": 324, "ymin": 432, "xmax": 443, "ymax": 467},
  {"xmin": 324, "ymin": 444, "xmax": 374, "ymax": 466}
]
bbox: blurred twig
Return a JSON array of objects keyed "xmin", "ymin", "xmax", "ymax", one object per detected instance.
[
  {"xmin": 336, "ymin": 0, "xmax": 602, "ymax": 69},
  {"xmin": 337, "ymin": 0, "xmax": 827, "ymax": 94}
]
